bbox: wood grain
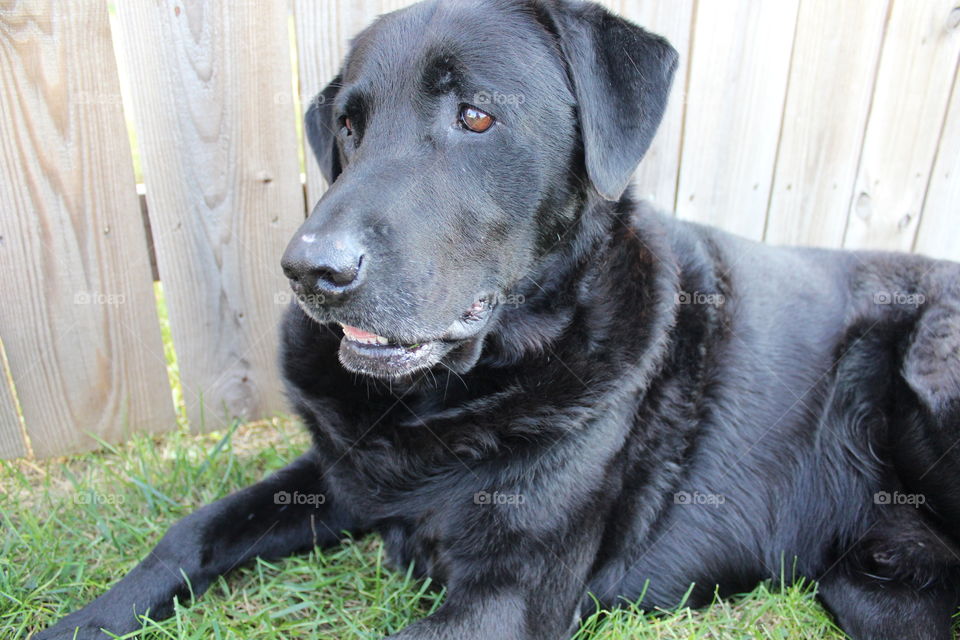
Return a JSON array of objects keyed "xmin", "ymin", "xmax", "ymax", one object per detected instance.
[
  {"xmin": 294, "ymin": 0, "xmax": 387, "ymax": 208},
  {"xmin": 114, "ymin": 0, "xmax": 304, "ymax": 431},
  {"xmin": 914, "ymin": 58, "xmax": 960, "ymax": 262},
  {"xmin": 379, "ymin": 0, "xmax": 417, "ymax": 14},
  {"xmin": 0, "ymin": 351, "xmax": 25, "ymax": 459},
  {"xmin": 675, "ymin": 0, "xmax": 800, "ymax": 240},
  {"xmin": 603, "ymin": 0, "xmax": 694, "ymax": 211},
  {"xmin": 764, "ymin": 0, "xmax": 889, "ymax": 248},
  {"xmin": 843, "ymin": 0, "xmax": 960, "ymax": 252},
  {"xmin": 0, "ymin": 0, "xmax": 175, "ymax": 457}
]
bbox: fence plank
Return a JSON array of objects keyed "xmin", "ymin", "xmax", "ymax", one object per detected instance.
[
  {"xmin": 601, "ymin": 0, "xmax": 694, "ymax": 211},
  {"xmin": 0, "ymin": 0, "xmax": 175, "ymax": 457},
  {"xmin": 764, "ymin": 0, "xmax": 888, "ymax": 248},
  {"xmin": 842, "ymin": 0, "xmax": 960, "ymax": 253},
  {"xmin": 114, "ymin": 0, "xmax": 304, "ymax": 431},
  {"xmin": 0, "ymin": 373, "xmax": 25, "ymax": 460},
  {"xmin": 379, "ymin": 0, "xmax": 418, "ymax": 13},
  {"xmin": 294, "ymin": 0, "xmax": 385, "ymax": 208},
  {"xmin": 675, "ymin": 0, "xmax": 799, "ymax": 240},
  {"xmin": 913, "ymin": 61, "xmax": 960, "ymax": 262}
]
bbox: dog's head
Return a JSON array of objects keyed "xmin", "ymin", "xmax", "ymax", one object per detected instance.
[{"xmin": 281, "ymin": 0, "xmax": 677, "ymax": 379}]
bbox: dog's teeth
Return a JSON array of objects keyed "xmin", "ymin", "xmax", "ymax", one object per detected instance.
[{"xmin": 341, "ymin": 324, "xmax": 391, "ymax": 345}]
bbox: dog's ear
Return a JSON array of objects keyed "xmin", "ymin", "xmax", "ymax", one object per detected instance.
[
  {"xmin": 540, "ymin": 2, "xmax": 678, "ymax": 201},
  {"xmin": 304, "ymin": 74, "xmax": 343, "ymax": 185}
]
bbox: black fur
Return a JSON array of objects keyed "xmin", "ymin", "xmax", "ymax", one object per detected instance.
[{"xmin": 39, "ymin": 1, "xmax": 960, "ymax": 639}]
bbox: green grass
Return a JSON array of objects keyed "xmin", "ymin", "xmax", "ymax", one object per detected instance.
[{"xmin": 0, "ymin": 418, "xmax": 847, "ymax": 639}]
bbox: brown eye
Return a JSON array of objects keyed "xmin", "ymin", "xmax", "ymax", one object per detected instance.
[
  {"xmin": 343, "ymin": 117, "xmax": 353, "ymax": 135},
  {"xmin": 459, "ymin": 105, "xmax": 494, "ymax": 133}
]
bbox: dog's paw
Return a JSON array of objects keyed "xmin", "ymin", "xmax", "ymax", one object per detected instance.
[
  {"xmin": 33, "ymin": 625, "xmax": 104, "ymax": 640},
  {"xmin": 33, "ymin": 615, "xmax": 110, "ymax": 640}
]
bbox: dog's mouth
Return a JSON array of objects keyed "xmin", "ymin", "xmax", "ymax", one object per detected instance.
[{"xmin": 335, "ymin": 296, "xmax": 496, "ymax": 379}]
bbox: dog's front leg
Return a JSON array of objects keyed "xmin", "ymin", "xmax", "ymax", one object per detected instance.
[
  {"xmin": 385, "ymin": 565, "xmax": 589, "ymax": 640},
  {"xmin": 385, "ymin": 517, "xmax": 598, "ymax": 640},
  {"xmin": 36, "ymin": 452, "xmax": 362, "ymax": 640}
]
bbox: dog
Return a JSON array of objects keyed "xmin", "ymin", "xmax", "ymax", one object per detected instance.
[{"xmin": 39, "ymin": 0, "xmax": 960, "ymax": 638}]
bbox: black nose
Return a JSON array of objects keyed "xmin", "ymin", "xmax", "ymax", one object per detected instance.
[{"xmin": 281, "ymin": 233, "xmax": 366, "ymax": 297}]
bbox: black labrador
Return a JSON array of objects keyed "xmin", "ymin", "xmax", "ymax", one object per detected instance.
[{"xmin": 39, "ymin": 1, "xmax": 960, "ymax": 638}]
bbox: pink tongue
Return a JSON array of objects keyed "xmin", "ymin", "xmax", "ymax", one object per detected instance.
[{"xmin": 341, "ymin": 324, "xmax": 383, "ymax": 341}]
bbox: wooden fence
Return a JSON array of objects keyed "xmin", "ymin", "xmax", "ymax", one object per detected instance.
[{"xmin": 0, "ymin": 0, "xmax": 958, "ymax": 459}]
